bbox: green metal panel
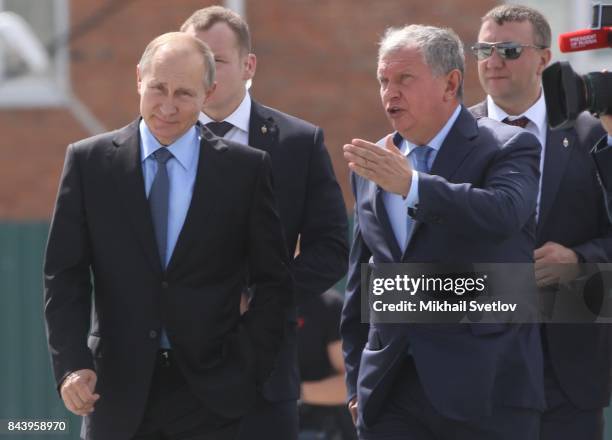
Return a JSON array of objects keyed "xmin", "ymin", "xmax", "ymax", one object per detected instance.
[{"xmin": 0, "ymin": 222, "xmax": 80, "ymax": 439}]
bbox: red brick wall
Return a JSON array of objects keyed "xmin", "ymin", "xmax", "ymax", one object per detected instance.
[
  {"xmin": 0, "ymin": 0, "xmax": 497, "ymax": 220},
  {"xmin": 249, "ymin": 0, "xmax": 498, "ymax": 209}
]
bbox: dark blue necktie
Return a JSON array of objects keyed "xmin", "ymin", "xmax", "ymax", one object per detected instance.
[
  {"xmin": 205, "ymin": 121, "xmax": 234, "ymax": 138},
  {"xmin": 149, "ymin": 148, "xmax": 173, "ymax": 268}
]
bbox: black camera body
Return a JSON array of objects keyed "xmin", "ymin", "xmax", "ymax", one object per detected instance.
[
  {"xmin": 543, "ymin": 63, "xmax": 611, "ymax": 129},
  {"xmin": 542, "ymin": 2, "xmax": 612, "ymax": 129}
]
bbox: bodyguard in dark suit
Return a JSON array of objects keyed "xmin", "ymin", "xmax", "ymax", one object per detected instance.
[
  {"xmin": 181, "ymin": 7, "xmax": 348, "ymax": 440},
  {"xmin": 44, "ymin": 33, "xmax": 293, "ymax": 440},
  {"xmin": 470, "ymin": 5, "xmax": 612, "ymax": 440},
  {"xmin": 593, "ymin": 116, "xmax": 612, "ymax": 221},
  {"xmin": 340, "ymin": 24, "xmax": 544, "ymax": 440}
]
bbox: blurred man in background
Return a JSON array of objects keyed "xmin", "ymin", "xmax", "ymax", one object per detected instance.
[
  {"xmin": 181, "ymin": 6, "xmax": 348, "ymax": 440},
  {"xmin": 297, "ymin": 288, "xmax": 357, "ymax": 439}
]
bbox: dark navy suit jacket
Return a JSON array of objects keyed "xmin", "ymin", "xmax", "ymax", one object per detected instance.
[
  {"xmin": 472, "ymin": 102, "xmax": 612, "ymax": 411},
  {"xmin": 340, "ymin": 107, "xmax": 546, "ymax": 428},
  {"xmin": 593, "ymin": 135, "xmax": 612, "ymax": 224},
  {"xmin": 248, "ymin": 101, "xmax": 349, "ymax": 402},
  {"xmin": 44, "ymin": 121, "xmax": 294, "ymax": 439}
]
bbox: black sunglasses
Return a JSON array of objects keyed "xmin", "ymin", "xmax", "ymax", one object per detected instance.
[{"xmin": 470, "ymin": 41, "xmax": 548, "ymax": 60}]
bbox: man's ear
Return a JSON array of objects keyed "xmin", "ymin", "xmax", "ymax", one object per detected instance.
[
  {"xmin": 203, "ymin": 81, "xmax": 217, "ymax": 106},
  {"xmin": 136, "ymin": 64, "xmax": 142, "ymax": 94},
  {"xmin": 243, "ymin": 53, "xmax": 257, "ymax": 81},
  {"xmin": 536, "ymin": 48, "xmax": 552, "ymax": 76},
  {"xmin": 444, "ymin": 69, "xmax": 462, "ymax": 101}
]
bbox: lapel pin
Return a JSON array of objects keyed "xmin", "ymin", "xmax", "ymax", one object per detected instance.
[
  {"xmin": 562, "ymin": 137, "xmax": 569, "ymax": 148},
  {"xmin": 261, "ymin": 125, "xmax": 268, "ymax": 134}
]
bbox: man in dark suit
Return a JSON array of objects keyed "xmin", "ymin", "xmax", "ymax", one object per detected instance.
[
  {"xmin": 44, "ymin": 32, "xmax": 293, "ymax": 440},
  {"xmin": 469, "ymin": 5, "xmax": 612, "ymax": 440},
  {"xmin": 181, "ymin": 7, "xmax": 349, "ymax": 440},
  {"xmin": 340, "ymin": 24, "xmax": 545, "ymax": 440},
  {"xmin": 593, "ymin": 115, "xmax": 612, "ymax": 220}
]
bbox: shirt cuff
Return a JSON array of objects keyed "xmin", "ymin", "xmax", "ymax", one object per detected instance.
[{"xmin": 404, "ymin": 171, "xmax": 420, "ymax": 208}]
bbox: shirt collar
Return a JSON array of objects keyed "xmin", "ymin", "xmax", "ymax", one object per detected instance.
[
  {"xmin": 401, "ymin": 104, "xmax": 462, "ymax": 155},
  {"xmin": 486, "ymin": 91, "xmax": 547, "ymax": 138},
  {"xmin": 139, "ymin": 119, "xmax": 200, "ymax": 171},
  {"xmin": 199, "ymin": 92, "xmax": 251, "ymax": 133}
]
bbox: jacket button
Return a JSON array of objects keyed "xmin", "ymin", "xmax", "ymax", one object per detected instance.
[
  {"xmin": 149, "ymin": 330, "xmax": 158, "ymax": 339},
  {"xmin": 161, "ymin": 281, "xmax": 169, "ymax": 289}
]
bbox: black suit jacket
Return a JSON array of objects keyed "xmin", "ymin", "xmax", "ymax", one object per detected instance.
[
  {"xmin": 43, "ymin": 120, "xmax": 293, "ymax": 439},
  {"xmin": 247, "ymin": 101, "xmax": 348, "ymax": 401},
  {"xmin": 592, "ymin": 135, "xmax": 612, "ymax": 222},
  {"xmin": 471, "ymin": 102, "xmax": 612, "ymax": 409}
]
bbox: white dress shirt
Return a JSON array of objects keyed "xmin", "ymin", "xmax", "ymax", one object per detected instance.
[
  {"xmin": 383, "ymin": 105, "xmax": 461, "ymax": 251},
  {"xmin": 199, "ymin": 93, "xmax": 252, "ymax": 143},
  {"xmin": 139, "ymin": 120, "xmax": 201, "ymax": 348}
]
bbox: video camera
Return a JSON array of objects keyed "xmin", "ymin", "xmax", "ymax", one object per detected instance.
[{"xmin": 543, "ymin": 1, "xmax": 612, "ymax": 129}]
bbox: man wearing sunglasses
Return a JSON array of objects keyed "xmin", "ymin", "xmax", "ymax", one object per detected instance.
[{"xmin": 470, "ymin": 5, "xmax": 611, "ymax": 440}]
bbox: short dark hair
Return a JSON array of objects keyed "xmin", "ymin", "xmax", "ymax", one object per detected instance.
[
  {"xmin": 482, "ymin": 4, "xmax": 551, "ymax": 48},
  {"xmin": 180, "ymin": 6, "xmax": 251, "ymax": 54}
]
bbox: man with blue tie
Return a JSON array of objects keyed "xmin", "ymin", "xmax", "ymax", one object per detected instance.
[
  {"xmin": 340, "ymin": 24, "xmax": 545, "ymax": 439},
  {"xmin": 43, "ymin": 32, "xmax": 293, "ymax": 440}
]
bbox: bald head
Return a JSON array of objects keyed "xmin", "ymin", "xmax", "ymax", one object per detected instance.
[{"xmin": 138, "ymin": 32, "xmax": 216, "ymax": 89}]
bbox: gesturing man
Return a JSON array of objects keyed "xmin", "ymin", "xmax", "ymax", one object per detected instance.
[
  {"xmin": 181, "ymin": 7, "xmax": 349, "ymax": 440},
  {"xmin": 340, "ymin": 24, "xmax": 545, "ymax": 439},
  {"xmin": 44, "ymin": 32, "xmax": 292, "ymax": 440}
]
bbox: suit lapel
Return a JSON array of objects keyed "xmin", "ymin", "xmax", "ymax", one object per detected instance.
[
  {"xmin": 372, "ymin": 185, "xmax": 403, "ymax": 261},
  {"xmin": 470, "ymin": 101, "xmax": 487, "ymax": 120},
  {"xmin": 248, "ymin": 101, "xmax": 279, "ymax": 153},
  {"xmin": 110, "ymin": 119, "xmax": 161, "ymax": 273},
  {"xmin": 536, "ymin": 127, "xmax": 575, "ymax": 236},
  {"xmin": 429, "ymin": 107, "xmax": 479, "ymax": 179},
  {"xmin": 470, "ymin": 100, "xmax": 571, "ymax": 239},
  {"xmin": 166, "ymin": 127, "xmax": 229, "ymax": 273},
  {"xmin": 367, "ymin": 132, "xmax": 404, "ymax": 261},
  {"xmin": 402, "ymin": 108, "xmax": 478, "ymax": 258}
]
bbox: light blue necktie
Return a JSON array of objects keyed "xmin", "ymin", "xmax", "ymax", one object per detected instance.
[
  {"xmin": 405, "ymin": 146, "xmax": 433, "ymax": 248},
  {"xmin": 411, "ymin": 145, "xmax": 433, "ymax": 174},
  {"xmin": 149, "ymin": 148, "xmax": 173, "ymax": 267}
]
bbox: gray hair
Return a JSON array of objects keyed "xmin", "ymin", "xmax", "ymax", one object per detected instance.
[
  {"xmin": 378, "ymin": 24, "xmax": 465, "ymax": 100},
  {"xmin": 139, "ymin": 32, "xmax": 216, "ymax": 90},
  {"xmin": 482, "ymin": 4, "xmax": 551, "ymax": 48}
]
